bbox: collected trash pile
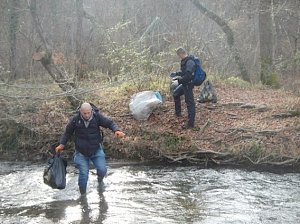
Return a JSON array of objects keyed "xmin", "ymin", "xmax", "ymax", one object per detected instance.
[
  {"xmin": 129, "ymin": 91, "xmax": 163, "ymax": 121},
  {"xmin": 197, "ymin": 80, "xmax": 217, "ymax": 103},
  {"xmin": 129, "ymin": 80, "xmax": 217, "ymax": 121},
  {"xmin": 129, "ymin": 56, "xmax": 217, "ymax": 121}
]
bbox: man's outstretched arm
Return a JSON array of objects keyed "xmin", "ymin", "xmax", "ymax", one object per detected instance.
[{"xmin": 98, "ymin": 113, "xmax": 125, "ymax": 138}]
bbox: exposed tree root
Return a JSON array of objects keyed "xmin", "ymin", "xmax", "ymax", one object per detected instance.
[{"xmin": 161, "ymin": 149, "xmax": 300, "ymax": 167}]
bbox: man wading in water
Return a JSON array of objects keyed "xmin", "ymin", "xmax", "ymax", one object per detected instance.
[{"xmin": 55, "ymin": 102, "xmax": 125, "ymax": 195}]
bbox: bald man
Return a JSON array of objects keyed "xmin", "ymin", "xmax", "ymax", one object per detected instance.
[{"xmin": 56, "ymin": 102, "xmax": 125, "ymax": 195}]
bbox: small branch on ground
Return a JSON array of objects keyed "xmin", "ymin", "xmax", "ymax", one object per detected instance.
[{"xmin": 198, "ymin": 119, "xmax": 211, "ymax": 135}]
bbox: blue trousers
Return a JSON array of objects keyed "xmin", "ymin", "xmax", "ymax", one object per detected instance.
[
  {"xmin": 74, "ymin": 147, "xmax": 107, "ymax": 190},
  {"xmin": 173, "ymin": 83, "xmax": 195, "ymax": 127}
]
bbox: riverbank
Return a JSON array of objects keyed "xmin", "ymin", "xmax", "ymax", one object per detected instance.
[{"xmin": 1, "ymin": 78, "xmax": 300, "ymax": 168}]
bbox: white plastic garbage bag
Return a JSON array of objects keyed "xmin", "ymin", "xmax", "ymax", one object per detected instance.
[{"xmin": 129, "ymin": 91, "xmax": 163, "ymax": 120}]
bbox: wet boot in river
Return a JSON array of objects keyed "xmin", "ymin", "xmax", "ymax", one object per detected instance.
[
  {"xmin": 97, "ymin": 175, "xmax": 105, "ymax": 192},
  {"xmin": 79, "ymin": 186, "xmax": 86, "ymax": 195}
]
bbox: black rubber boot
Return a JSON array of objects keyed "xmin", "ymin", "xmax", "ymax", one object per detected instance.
[
  {"xmin": 175, "ymin": 113, "xmax": 182, "ymax": 117},
  {"xmin": 97, "ymin": 175, "xmax": 105, "ymax": 193},
  {"xmin": 97, "ymin": 175, "xmax": 104, "ymax": 183},
  {"xmin": 182, "ymin": 123, "xmax": 194, "ymax": 130},
  {"xmin": 79, "ymin": 186, "xmax": 86, "ymax": 195}
]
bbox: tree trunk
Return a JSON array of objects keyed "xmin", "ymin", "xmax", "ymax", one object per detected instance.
[
  {"xmin": 75, "ymin": 0, "xmax": 84, "ymax": 79},
  {"xmin": 8, "ymin": 0, "xmax": 20, "ymax": 81},
  {"xmin": 122, "ymin": 0, "xmax": 129, "ymax": 22},
  {"xmin": 190, "ymin": 0, "xmax": 250, "ymax": 82},
  {"xmin": 259, "ymin": 0, "xmax": 275, "ymax": 85},
  {"xmin": 28, "ymin": 0, "xmax": 80, "ymax": 108}
]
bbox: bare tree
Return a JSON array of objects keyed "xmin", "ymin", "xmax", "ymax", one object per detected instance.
[
  {"xmin": 75, "ymin": 0, "xmax": 84, "ymax": 78},
  {"xmin": 259, "ymin": 0, "xmax": 275, "ymax": 85},
  {"xmin": 190, "ymin": 0, "xmax": 250, "ymax": 82},
  {"xmin": 28, "ymin": 0, "xmax": 80, "ymax": 107},
  {"xmin": 0, "ymin": 0, "xmax": 298, "ymax": 88},
  {"xmin": 8, "ymin": 0, "xmax": 20, "ymax": 81}
]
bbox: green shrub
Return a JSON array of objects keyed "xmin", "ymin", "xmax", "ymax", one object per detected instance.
[
  {"xmin": 262, "ymin": 72, "xmax": 280, "ymax": 89},
  {"xmin": 225, "ymin": 76, "xmax": 251, "ymax": 88}
]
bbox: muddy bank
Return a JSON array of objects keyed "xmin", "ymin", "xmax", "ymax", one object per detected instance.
[
  {"xmin": 1, "ymin": 82, "xmax": 299, "ymax": 169},
  {"xmin": 1, "ymin": 143, "xmax": 300, "ymax": 173}
]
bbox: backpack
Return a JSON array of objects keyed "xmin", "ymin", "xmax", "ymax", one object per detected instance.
[{"xmin": 193, "ymin": 57, "xmax": 206, "ymax": 86}]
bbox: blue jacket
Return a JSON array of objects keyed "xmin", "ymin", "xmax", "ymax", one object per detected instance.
[{"xmin": 60, "ymin": 112, "xmax": 120, "ymax": 157}]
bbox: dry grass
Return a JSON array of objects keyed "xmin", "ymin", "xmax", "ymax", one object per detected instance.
[{"xmin": 1, "ymin": 76, "xmax": 300, "ymax": 165}]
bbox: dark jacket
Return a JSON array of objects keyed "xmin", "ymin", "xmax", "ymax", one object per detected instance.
[
  {"xmin": 60, "ymin": 112, "xmax": 120, "ymax": 157},
  {"xmin": 178, "ymin": 56, "xmax": 196, "ymax": 85}
]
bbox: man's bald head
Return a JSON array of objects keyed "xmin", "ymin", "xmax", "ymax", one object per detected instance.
[
  {"xmin": 80, "ymin": 102, "xmax": 93, "ymax": 120},
  {"xmin": 80, "ymin": 102, "xmax": 92, "ymax": 111}
]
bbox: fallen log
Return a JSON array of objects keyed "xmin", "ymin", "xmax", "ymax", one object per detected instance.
[
  {"xmin": 228, "ymin": 127, "xmax": 253, "ymax": 133},
  {"xmin": 272, "ymin": 111, "xmax": 300, "ymax": 119},
  {"xmin": 192, "ymin": 150, "xmax": 231, "ymax": 157},
  {"xmin": 226, "ymin": 112, "xmax": 238, "ymax": 117},
  {"xmin": 261, "ymin": 158, "xmax": 298, "ymax": 166},
  {"xmin": 256, "ymin": 130, "xmax": 279, "ymax": 136},
  {"xmin": 240, "ymin": 103, "xmax": 256, "ymax": 109},
  {"xmin": 223, "ymin": 102, "xmax": 245, "ymax": 107},
  {"xmin": 272, "ymin": 113, "xmax": 293, "ymax": 119}
]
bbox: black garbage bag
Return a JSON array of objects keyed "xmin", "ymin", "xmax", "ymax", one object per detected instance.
[
  {"xmin": 197, "ymin": 80, "xmax": 217, "ymax": 103},
  {"xmin": 170, "ymin": 81, "xmax": 184, "ymax": 98},
  {"xmin": 43, "ymin": 153, "xmax": 67, "ymax": 189}
]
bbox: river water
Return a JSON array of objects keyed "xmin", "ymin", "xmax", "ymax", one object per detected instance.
[{"xmin": 0, "ymin": 162, "xmax": 299, "ymax": 224}]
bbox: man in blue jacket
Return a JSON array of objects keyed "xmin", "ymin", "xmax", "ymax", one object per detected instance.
[
  {"xmin": 55, "ymin": 102, "xmax": 125, "ymax": 195},
  {"xmin": 172, "ymin": 47, "xmax": 196, "ymax": 129}
]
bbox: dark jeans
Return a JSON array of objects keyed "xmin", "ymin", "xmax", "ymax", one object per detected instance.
[{"xmin": 173, "ymin": 83, "xmax": 195, "ymax": 127}]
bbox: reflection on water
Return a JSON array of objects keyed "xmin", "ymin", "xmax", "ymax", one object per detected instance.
[{"xmin": 0, "ymin": 162, "xmax": 300, "ymax": 224}]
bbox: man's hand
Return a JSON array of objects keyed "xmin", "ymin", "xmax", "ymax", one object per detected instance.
[
  {"xmin": 172, "ymin": 76, "xmax": 182, "ymax": 81},
  {"xmin": 115, "ymin": 131, "xmax": 125, "ymax": 138},
  {"xmin": 172, "ymin": 80, "xmax": 179, "ymax": 86},
  {"xmin": 55, "ymin": 144, "xmax": 64, "ymax": 153}
]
